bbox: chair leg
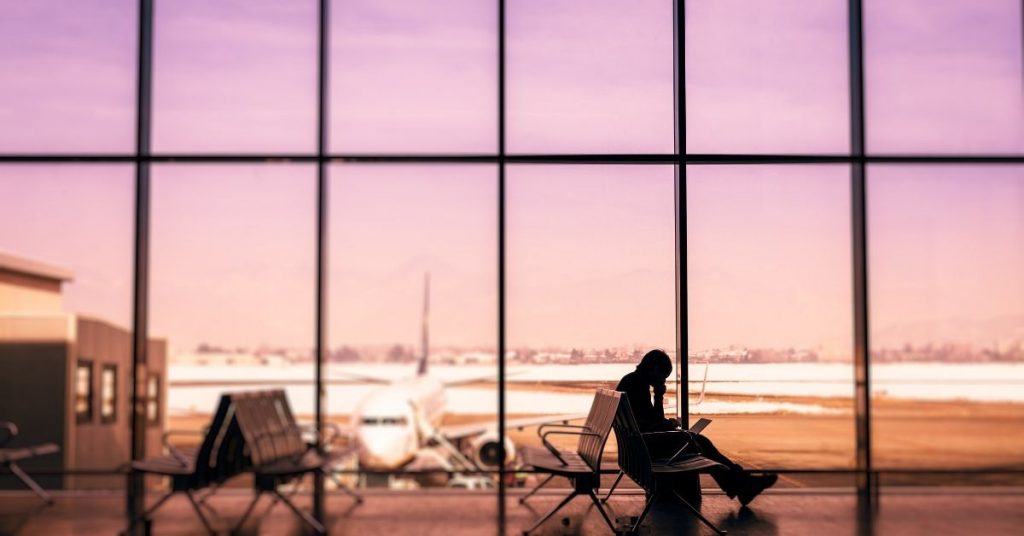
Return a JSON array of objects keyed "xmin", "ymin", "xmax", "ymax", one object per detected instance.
[
  {"xmin": 273, "ymin": 490, "xmax": 326, "ymax": 535},
  {"xmin": 196, "ymin": 482, "xmax": 221, "ymax": 516},
  {"xmin": 233, "ymin": 491, "xmax": 264, "ymax": 533},
  {"xmin": 586, "ymin": 491, "xmax": 616, "ymax": 533},
  {"xmin": 522, "ymin": 491, "xmax": 578, "ymax": 535},
  {"xmin": 623, "ymin": 491, "xmax": 658, "ymax": 534},
  {"xmin": 671, "ymin": 489, "xmax": 726, "ymax": 536},
  {"xmin": 601, "ymin": 471, "xmax": 624, "ymax": 503},
  {"xmin": 7, "ymin": 462, "xmax": 53, "ymax": 504},
  {"xmin": 519, "ymin": 474, "xmax": 555, "ymax": 504},
  {"xmin": 263, "ymin": 477, "xmax": 304, "ymax": 519},
  {"xmin": 123, "ymin": 489, "xmax": 174, "ymax": 533},
  {"xmin": 142, "ymin": 491, "xmax": 175, "ymax": 518},
  {"xmin": 185, "ymin": 490, "xmax": 217, "ymax": 535},
  {"xmin": 329, "ymin": 472, "xmax": 364, "ymax": 504}
]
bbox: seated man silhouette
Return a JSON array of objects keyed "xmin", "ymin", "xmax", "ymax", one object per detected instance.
[{"xmin": 616, "ymin": 349, "xmax": 777, "ymax": 505}]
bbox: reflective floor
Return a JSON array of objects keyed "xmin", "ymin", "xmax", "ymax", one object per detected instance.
[{"xmin": 1, "ymin": 488, "xmax": 1023, "ymax": 535}]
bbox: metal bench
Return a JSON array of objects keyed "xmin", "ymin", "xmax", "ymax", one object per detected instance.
[
  {"xmin": 609, "ymin": 395, "xmax": 726, "ymax": 535},
  {"xmin": 518, "ymin": 388, "xmax": 621, "ymax": 534},
  {"xmin": 0, "ymin": 422, "xmax": 60, "ymax": 504},
  {"xmin": 231, "ymin": 390, "xmax": 360, "ymax": 535},
  {"xmin": 130, "ymin": 393, "xmax": 248, "ymax": 534}
]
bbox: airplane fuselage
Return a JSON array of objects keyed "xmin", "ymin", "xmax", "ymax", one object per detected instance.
[{"xmin": 353, "ymin": 375, "xmax": 446, "ymax": 470}]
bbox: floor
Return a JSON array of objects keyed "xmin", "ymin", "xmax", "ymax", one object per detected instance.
[{"xmin": 2, "ymin": 487, "xmax": 1023, "ymax": 535}]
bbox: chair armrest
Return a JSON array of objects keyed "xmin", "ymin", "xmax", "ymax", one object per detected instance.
[
  {"xmin": 298, "ymin": 421, "xmax": 346, "ymax": 447},
  {"xmin": 162, "ymin": 429, "xmax": 205, "ymax": 446},
  {"xmin": 0, "ymin": 422, "xmax": 17, "ymax": 447},
  {"xmin": 536, "ymin": 423, "xmax": 586, "ymax": 439},
  {"xmin": 641, "ymin": 430, "xmax": 687, "ymax": 436},
  {"xmin": 664, "ymin": 430, "xmax": 703, "ymax": 465},
  {"xmin": 539, "ymin": 430, "xmax": 601, "ymax": 466},
  {"xmin": 161, "ymin": 429, "xmax": 205, "ymax": 467}
]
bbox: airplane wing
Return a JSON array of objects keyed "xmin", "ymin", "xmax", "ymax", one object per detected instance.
[
  {"xmin": 440, "ymin": 375, "xmax": 499, "ymax": 387},
  {"xmin": 439, "ymin": 413, "xmax": 587, "ymax": 441},
  {"xmin": 329, "ymin": 371, "xmax": 392, "ymax": 385},
  {"xmin": 440, "ymin": 369, "xmax": 527, "ymax": 388}
]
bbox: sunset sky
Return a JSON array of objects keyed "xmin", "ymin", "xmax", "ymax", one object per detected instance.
[{"xmin": 1, "ymin": 0, "xmax": 1022, "ymax": 357}]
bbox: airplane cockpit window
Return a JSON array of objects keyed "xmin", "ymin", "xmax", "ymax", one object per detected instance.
[{"xmin": 362, "ymin": 416, "xmax": 408, "ymax": 426}]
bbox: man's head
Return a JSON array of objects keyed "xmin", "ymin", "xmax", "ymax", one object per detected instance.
[{"xmin": 637, "ymin": 349, "xmax": 672, "ymax": 385}]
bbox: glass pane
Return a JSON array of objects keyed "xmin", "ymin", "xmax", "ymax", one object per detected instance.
[
  {"xmin": 151, "ymin": 164, "xmax": 317, "ymax": 483},
  {"xmin": 507, "ymin": 164, "xmax": 676, "ymax": 492},
  {"xmin": 687, "ymin": 165, "xmax": 855, "ymax": 484},
  {"xmin": 686, "ymin": 0, "xmax": 849, "ymax": 154},
  {"xmin": 76, "ymin": 363, "xmax": 93, "ymax": 422},
  {"xmin": 152, "ymin": 0, "xmax": 318, "ymax": 153},
  {"xmin": 0, "ymin": 0, "xmax": 137, "ymax": 153},
  {"xmin": 100, "ymin": 366, "xmax": 117, "ymax": 422},
  {"xmin": 0, "ymin": 165, "xmax": 134, "ymax": 487},
  {"xmin": 865, "ymin": 0, "xmax": 1024, "ymax": 154},
  {"xmin": 327, "ymin": 164, "xmax": 498, "ymax": 513},
  {"xmin": 869, "ymin": 165, "xmax": 1024, "ymax": 485},
  {"xmin": 507, "ymin": 0, "xmax": 674, "ymax": 154},
  {"xmin": 330, "ymin": 0, "xmax": 497, "ymax": 154}
]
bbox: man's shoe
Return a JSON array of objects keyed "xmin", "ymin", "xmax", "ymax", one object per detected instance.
[{"xmin": 737, "ymin": 474, "xmax": 777, "ymax": 506}]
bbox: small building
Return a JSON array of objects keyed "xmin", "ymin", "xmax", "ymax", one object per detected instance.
[{"xmin": 0, "ymin": 252, "xmax": 166, "ymax": 490}]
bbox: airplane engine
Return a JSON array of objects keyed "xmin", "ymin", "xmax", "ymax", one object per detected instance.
[{"xmin": 469, "ymin": 433, "xmax": 516, "ymax": 469}]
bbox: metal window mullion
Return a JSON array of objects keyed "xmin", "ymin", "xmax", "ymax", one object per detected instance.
[
  {"xmin": 674, "ymin": 0, "xmax": 690, "ymax": 425},
  {"xmin": 127, "ymin": 0, "xmax": 154, "ymax": 532},
  {"xmin": 848, "ymin": 0, "xmax": 873, "ymax": 502},
  {"xmin": 497, "ymin": 0, "xmax": 508, "ymax": 531},
  {"xmin": 313, "ymin": 0, "xmax": 330, "ymax": 523}
]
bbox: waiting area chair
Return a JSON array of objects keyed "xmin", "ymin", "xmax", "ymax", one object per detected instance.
[
  {"xmin": 518, "ymin": 389, "xmax": 621, "ymax": 534},
  {"xmin": 0, "ymin": 422, "xmax": 60, "ymax": 504},
  {"xmin": 231, "ymin": 390, "xmax": 361, "ymax": 535},
  {"xmin": 130, "ymin": 394, "xmax": 248, "ymax": 534},
  {"xmin": 609, "ymin": 396, "xmax": 726, "ymax": 535}
]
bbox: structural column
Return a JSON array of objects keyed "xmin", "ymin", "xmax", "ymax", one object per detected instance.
[
  {"xmin": 127, "ymin": 0, "xmax": 154, "ymax": 532},
  {"xmin": 314, "ymin": 0, "xmax": 330, "ymax": 523},
  {"xmin": 848, "ymin": 0, "xmax": 874, "ymax": 503},
  {"xmin": 673, "ymin": 0, "xmax": 690, "ymax": 423}
]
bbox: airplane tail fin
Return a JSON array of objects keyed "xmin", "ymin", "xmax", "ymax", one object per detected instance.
[
  {"xmin": 416, "ymin": 272, "xmax": 430, "ymax": 376},
  {"xmin": 692, "ymin": 360, "xmax": 710, "ymax": 406}
]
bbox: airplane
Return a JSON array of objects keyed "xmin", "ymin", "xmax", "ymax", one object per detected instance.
[{"xmin": 334, "ymin": 274, "xmax": 583, "ymax": 488}]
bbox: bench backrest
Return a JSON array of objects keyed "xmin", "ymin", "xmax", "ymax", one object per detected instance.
[
  {"xmin": 610, "ymin": 395, "xmax": 655, "ymax": 492},
  {"xmin": 192, "ymin": 394, "xmax": 247, "ymax": 487},
  {"xmin": 231, "ymin": 390, "xmax": 307, "ymax": 467},
  {"xmin": 577, "ymin": 389, "xmax": 621, "ymax": 472}
]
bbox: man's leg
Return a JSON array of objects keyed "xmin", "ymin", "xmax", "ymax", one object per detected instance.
[
  {"xmin": 691, "ymin": 434, "xmax": 745, "ymax": 494},
  {"xmin": 692, "ymin": 434, "xmax": 778, "ymax": 504}
]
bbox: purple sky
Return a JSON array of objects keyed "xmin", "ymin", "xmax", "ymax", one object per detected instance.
[{"xmin": 1, "ymin": 1, "xmax": 1022, "ymax": 356}]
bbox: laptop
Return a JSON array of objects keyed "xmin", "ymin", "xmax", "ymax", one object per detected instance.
[{"xmin": 686, "ymin": 417, "xmax": 712, "ymax": 434}]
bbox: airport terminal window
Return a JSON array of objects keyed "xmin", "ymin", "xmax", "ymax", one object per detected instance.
[
  {"xmin": 100, "ymin": 364, "xmax": 117, "ymax": 424},
  {"xmin": 1, "ymin": 0, "xmax": 1022, "ymax": 506},
  {"xmin": 75, "ymin": 360, "xmax": 94, "ymax": 424},
  {"xmin": 146, "ymin": 374, "xmax": 161, "ymax": 425}
]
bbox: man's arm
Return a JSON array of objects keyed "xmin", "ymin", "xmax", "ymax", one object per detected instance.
[{"xmin": 652, "ymin": 380, "xmax": 667, "ymax": 422}]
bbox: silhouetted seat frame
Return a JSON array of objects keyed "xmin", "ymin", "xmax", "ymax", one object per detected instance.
[
  {"xmin": 231, "ymin": 390, "xmax": 360, "ymax": 535},
  {"xmin": 609, "ymin": 395, "xmax": 726, "ymax": 535},
  {"xmin": 0, "ymin": 421, "xmax": 60, "ymax": 504},
  {"xmin": 129, "ymin": 394, "xmax": 247, "ymax": 535},
  {"xmin": 518, "ymin": 389, "xmax": 621, "ymax": 534}
]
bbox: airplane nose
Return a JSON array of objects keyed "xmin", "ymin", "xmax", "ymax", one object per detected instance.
[{"xmin": 358, "ymin": 429, "xmax": 412, "ymax": 469}]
